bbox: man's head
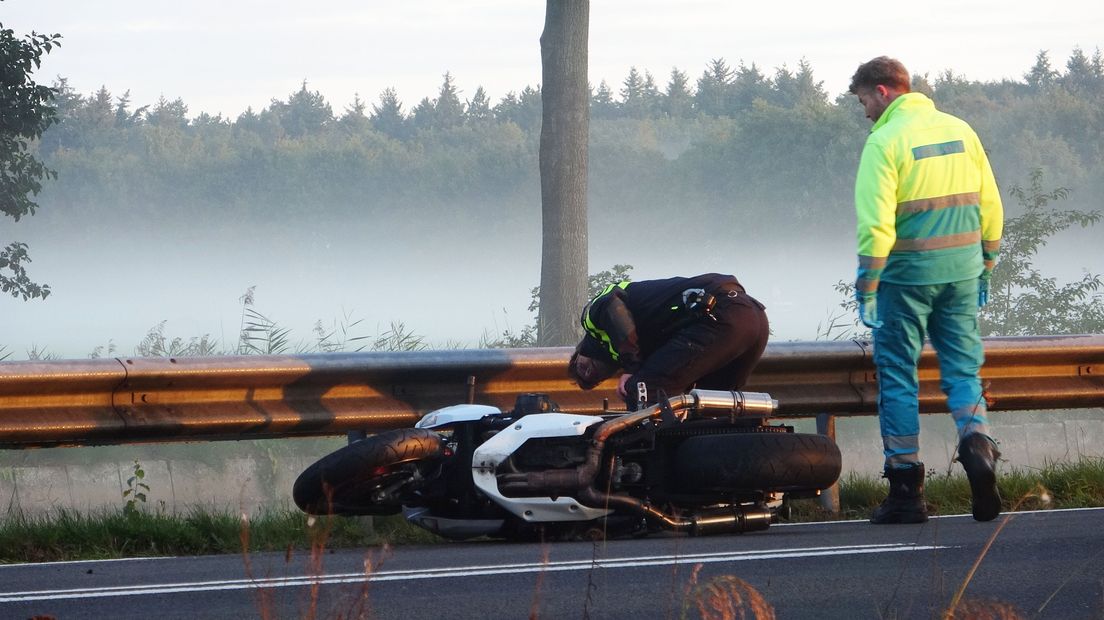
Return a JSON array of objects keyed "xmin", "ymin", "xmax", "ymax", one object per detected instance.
[
  {"xmin": 849, "ymin": 56, "xmax": 911, "ymax": 123},
  {"xmin": 567, "ymin": 336, "xmax": 618, "ymax": 390}
]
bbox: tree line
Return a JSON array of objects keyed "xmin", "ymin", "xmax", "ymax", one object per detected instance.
[{"xmin": 26, "ymin": 48, "xmax": 1104, "ymax": 240}]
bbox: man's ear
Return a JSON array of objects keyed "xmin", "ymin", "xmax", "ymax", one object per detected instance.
[{"xmin": 876, "ymin": 84, "xmax": 890, "ymax": 98}]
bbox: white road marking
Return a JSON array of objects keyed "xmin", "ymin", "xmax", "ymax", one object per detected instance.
[{"xmin": 0, "ymin": 543, "xmax": 949, "ymax": 602}]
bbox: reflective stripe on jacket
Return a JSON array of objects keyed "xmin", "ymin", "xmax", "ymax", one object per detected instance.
[
  {"xmin": 582, "ymin": 281, "xmax": 631, "ymax": 362},
  {"xmin": 855, "ymin": 92, "xmax": 1003, "ymax": 285}
]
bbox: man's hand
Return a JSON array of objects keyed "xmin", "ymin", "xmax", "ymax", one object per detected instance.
[
  {"xmin": 978, "ymin": 275, "xmax": 991, "ymax": 307},
  {"xmin": 855, "ymin": 262, "xmax": 884, "ymax": 330},
  {"xmin": 616, "ymin": 373, "xmax": 632, "ymax": 398},
  {"xmin": 857, "ymin": 291, "xmax": 883, "ymax": 329}
]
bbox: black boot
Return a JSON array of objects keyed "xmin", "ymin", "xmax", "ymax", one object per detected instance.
[
  {"xmin": 870, "ymin": 464, "xmax": 929, "ymax": 524},
  {"xmin": 957, "ymin": 433, "xmax": 1002, "ymax": 522}
]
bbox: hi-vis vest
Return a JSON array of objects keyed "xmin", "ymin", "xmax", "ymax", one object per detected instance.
[
  {"xmin": 581, "ymin": 281, "xmax": 630, "ymax": 361},
  {"xmin": 855, "ymin": 93, "xmax": 1003, "ymax": 285}
]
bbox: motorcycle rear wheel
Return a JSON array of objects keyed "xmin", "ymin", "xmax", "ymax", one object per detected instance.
[
  {"xmin": 672, "ymin": 432, "xmax": 841, "ymax": 492},
  {"xmin": 293, "ymin": 428, "xmax": 444, "ymax": 516}
]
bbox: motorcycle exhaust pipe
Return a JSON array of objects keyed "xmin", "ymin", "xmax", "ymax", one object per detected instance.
[
  {"xmin": 578, "ymin": 487, "xmax": 772, "ymax": 536},
  {"xmin": 688, "ymin": 505, "xmax": 772, "ymax": 536},
  {"xmin": 689, "ymin": 389, "xmax": 778, "ymax": 417}
]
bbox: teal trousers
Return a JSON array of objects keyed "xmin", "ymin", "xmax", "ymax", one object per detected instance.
[{"xmin": 874, "ymin": 279, "xmax": 989, "ymax": 468}]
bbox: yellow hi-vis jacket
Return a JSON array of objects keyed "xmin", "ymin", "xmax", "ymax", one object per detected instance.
[{"xmin": 855, "ymin": 92, "xmax": 1003, "ymax": 291}]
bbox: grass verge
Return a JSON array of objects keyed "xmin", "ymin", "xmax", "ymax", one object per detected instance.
[
  {"xmin": 0, "ymin": 508, "xmax": 438, "ymax": 564},
  {"xmin": 3, "ymin": 458, "xmax": 1103, "ymax": 563}
]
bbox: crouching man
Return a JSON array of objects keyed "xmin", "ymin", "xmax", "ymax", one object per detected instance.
[{"xmin": 568, "ymin": 273, "xmax": 769, "ymax": 410}]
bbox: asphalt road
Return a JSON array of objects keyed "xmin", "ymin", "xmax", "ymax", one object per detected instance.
[{"xmin": 3, "ymin": 508, "xmax": 1103, "ymax": 619}]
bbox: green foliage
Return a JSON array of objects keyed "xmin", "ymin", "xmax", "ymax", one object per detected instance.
[
  {"xmin": 137, "ymin": 320, "xmax": 218, "ymax": 357},
  {"xmin": 233, "ymin": 285, "xmax": 292, "ymax": 355},
  {"xmin": 312, "ymin": 310, "xmax": 370, "ymax": 353},
  {"xmin": 479, "ymin": 320, "xmax": 537, "ymax": 349},
  {"xmin": 980, "ymin": 169, "xmax": 1104, "ymax": 335},
  {"xmin": 87, "ymin": 340, "xmax": 117, "ymax": 359},
  {"xmin": 24, "ymin": 343, "xmax": 57, "ymax": 360},
  {"xmin": 0, "ymin": 506, "xmax": 395, "ymax": 562},
  {"xmin": 238, "ymin": 308, "xmax": 292, "ymax": 355},
  {"xmin": 267, "ymin": 80, "xmax": 333, "ymax": 138},
  {"xmin": 0, "ymin": 18, "xmax": 60, "ymax": 300},
  {"xmin": 116, "ymin": 287, "xmax": 430, "ymax": 359},
  {"xmin": 122, "ymin": 458, "xmax": 150, "ymax": 517},
  {"xmin": 370, "ymin": 320, "xmax": 428, "ymax": 352}
]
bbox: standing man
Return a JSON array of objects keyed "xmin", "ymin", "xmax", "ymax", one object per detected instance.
[
  {"xmin": 567, "ymin": 273, "xmax": 769, "ymax": 411},
  {"xmin": 850, "ymin": 57, "xmax": 1004, "ymax": 524}
]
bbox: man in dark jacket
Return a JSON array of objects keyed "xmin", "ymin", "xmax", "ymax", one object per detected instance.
[{"xmin": 568, "ymin": 273, "xmax": 769, "ymax": 409}]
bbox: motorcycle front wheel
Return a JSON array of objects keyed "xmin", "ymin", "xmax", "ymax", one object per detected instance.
[
  {"xmin": 672, "ymin": 432, "xmax": 842, "ymax": 492},
  {"xmin": 293, "ymin": 428, "xmax": 445, "ymax": 516}
]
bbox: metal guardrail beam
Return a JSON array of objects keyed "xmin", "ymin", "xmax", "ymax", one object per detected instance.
[{"xmin": 0, "ymin": 335, "xmax": 1101, "ymax": 448}]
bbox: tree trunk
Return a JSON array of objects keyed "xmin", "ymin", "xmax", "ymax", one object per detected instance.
[{"xmin": 537, "ymin": 0, "xmax": 589, "ymax": 346}]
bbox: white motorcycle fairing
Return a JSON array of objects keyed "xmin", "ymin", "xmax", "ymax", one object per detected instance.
[
  {"xmin": 415, "ymin": 404, "xmax": 502, "ymax": 429},
  {"xmin": 471, "ymin": 413, "xmax": 612, "ymax": 522}
]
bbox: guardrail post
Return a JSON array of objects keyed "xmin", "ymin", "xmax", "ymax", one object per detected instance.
[{"xmin": 816, "ymin": 413, "xmax": 841, "ymax": 515}]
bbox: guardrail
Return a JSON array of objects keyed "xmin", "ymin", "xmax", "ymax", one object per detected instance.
[{"xmin": 0, "ymin": 335, "xmax": 1101, "ymax": 449}]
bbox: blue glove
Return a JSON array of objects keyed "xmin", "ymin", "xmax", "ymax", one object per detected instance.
[
  {"xmin": 856, "ymin": 291, "xmax": 883, "ymax": 329},
  {"xmin": 978, "ymin": 276, "xmax": 990, "ymax": 307}
]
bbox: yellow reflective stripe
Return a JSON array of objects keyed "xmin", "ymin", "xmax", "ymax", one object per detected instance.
[
  {"xmin": 581, "ymin": 281, "xmax": 630, "ymax": 361},
  {"xmin": 896, "ymin": 192, "xmax": 980, "ymax": 214},
  {"xmin": 893, "ymin": 230, "xmax": 981, "ymax": 252}
]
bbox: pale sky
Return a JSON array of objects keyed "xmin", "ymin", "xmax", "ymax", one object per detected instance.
[{"xmin": 5, "ymin": 0, "xmax": 1103, "ymax": 118}]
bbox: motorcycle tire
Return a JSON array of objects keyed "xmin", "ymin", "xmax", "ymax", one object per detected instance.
[
  {"xmin": 672, "ymin": 432, "xmax": 842, "ymax": 492},
  {"xmin": 293, "ymin": 428, "xmax": 445, "ymax": 516}
]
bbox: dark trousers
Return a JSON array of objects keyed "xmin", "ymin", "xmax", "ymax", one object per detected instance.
[{"xmin": 626, "ymin": 293, "xmax": 769, "ymax": 409}]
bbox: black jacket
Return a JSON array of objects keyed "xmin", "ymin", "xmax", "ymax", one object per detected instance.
[{"xmin": 581, "ymin": 273, "xmax": 746, "ymax": 373}]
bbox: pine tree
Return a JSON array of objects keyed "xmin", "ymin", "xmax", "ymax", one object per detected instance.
[
  {"xmin": 1062, "ymin": 47, "xmax": 1103, "ymax": 96},
  {"xmin": 590, "ymin": 80, "xmax": 618, "ymax": 119},
  {"xmin": 269, "ymin": 80, "xmax": 333, "ymax": 138},
  {"xmin": 146, "ymin": 95, "xmax": 189, "ymax": 128},
  {"xmin": 410, "ymin": 96, "xmax": 436, "ymax": 131},
  {"xmin": 339, "ymin": 93, "xmax": 371, "ymax": 133},
  {"xmin": 83, "ymin": 86, "xmax": 115, "ymax": 130},
  {"xmin": 433, "ymin": 72, "xmax": 464, "ymax": 128},
  {"xmin": 465, "ymin": 86, "xmax": 492, "ymax": 123},
  {"xmin": 370, "ymin": 87, "xmax": 408, "ymax": 139},
  {"xmin": 620, "ymin": 66, "xmax": 646, "ymax": 118},
  {"xmin": 1025, "ymin": 50, "xmax": 1058, "ymax": 91},
  {"xmin": 663, "ymin": 68, "xmax": 693, "ymax": 118},
  {"xmin": 640, "ymin": 70, "xmax": 661, "ymax": 116},
  {"xmin": 730, "ymin": 61, "xmax": 771, "ymax": 113},
  {"xmin": 114, "ymin": 90, "xmax": 146, "ymax": 128},
  {"xmin": 695, "ymin": 58, "xmax": 733, "ymax": 116},
  {"xmin": 497, "ymin": 86, "xmax": 542, "ymax": 131}
]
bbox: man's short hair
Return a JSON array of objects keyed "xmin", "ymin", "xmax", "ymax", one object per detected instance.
[
  {"xmin": 849, "ymin": 56, "xmax": 911, "ymax": 94},
  {"xmin": 567, "ymin": 336, "xmax": 617, "ymax": 390}
]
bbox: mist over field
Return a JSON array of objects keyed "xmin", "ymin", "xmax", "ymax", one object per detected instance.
[{"xmin": 3, "ymin": 198, "xmax": 862, "ymax": 358}]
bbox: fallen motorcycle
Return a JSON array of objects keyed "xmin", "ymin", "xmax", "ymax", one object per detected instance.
[{"xmin": 293, "ymin": 389, "xmax": 842, "ymax": 540}]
